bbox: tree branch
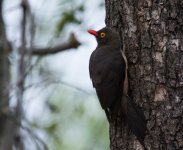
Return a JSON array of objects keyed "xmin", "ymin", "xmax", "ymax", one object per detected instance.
[{"xmin": 31, "ymin": 33, "xmax": 81, "ymax": 56}]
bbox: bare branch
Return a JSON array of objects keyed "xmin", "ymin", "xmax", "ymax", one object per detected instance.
[
  {"xmin": 21, "ymin": 123, "xmax": 48, "ymax": 150},
  {"xmin": 15, "ymin": 0, "xmax": 30, "ymax": 150},
  {"xmin": 31, "ymin": 33, "xmax": 81, "ymax": 56}
]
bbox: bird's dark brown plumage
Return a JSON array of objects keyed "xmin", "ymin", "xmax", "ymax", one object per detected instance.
[
  {"xmin": 89, "ymin": 27, "xmax": 124, "ymax": 109},
  {"xmin": 88, "ymin": 27, "xmax": 146, "ymax": 147}
]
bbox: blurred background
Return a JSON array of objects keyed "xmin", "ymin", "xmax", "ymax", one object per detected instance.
[{"xmin": 3, "ymin": 0, "xmax": 109, "ymax": 149}]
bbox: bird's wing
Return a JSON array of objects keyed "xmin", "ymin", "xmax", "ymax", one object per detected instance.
[
  {"xmin": 90, "ymin": 51, "xmax": 126, "ymax": 109},
  {"xmin": 89, "ymin": 51, "xmax": 95, "ymax": 86}
]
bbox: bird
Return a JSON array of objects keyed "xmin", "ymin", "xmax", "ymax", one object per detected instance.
[{"xmin": 88, "ymin": 27, "xmax": 146, "ymax": 147}]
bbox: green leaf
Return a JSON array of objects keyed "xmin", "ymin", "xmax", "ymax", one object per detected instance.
[
  {"xmin": 45, "ymin": 123, "xmax": 58, "ymax": 134},
  {"xmin": 56, "ymin": 11, "xmax": 81, "ymax": 34},
  {"xmin": 78, "ymin": 5, "xmax": 84, "ymax": 12},
  {"xmin": 47, "ymin": 101, "xmax": 60, "ymax": 113}
]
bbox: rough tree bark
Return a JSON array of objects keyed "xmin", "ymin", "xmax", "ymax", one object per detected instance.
[{"xmin": 105, "ymin": 0, "xmax": 183, "ymax": 149}]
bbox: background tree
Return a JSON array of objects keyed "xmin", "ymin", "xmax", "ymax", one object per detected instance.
[
  {"xmin": 0, "ymin": 1, "xmax": 15, "ymax": 149},
  {"xmin": 105, "ymin": 0, "xmax": 183, "ymax": 149},
  {"xmin": 0, "ymin": 0, "xmax": 107, "ymax": 150}
]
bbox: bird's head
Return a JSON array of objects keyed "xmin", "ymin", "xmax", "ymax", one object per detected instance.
[{"xmin": 88, "ymin": 27, "xmax": 121, "ymax": 48}]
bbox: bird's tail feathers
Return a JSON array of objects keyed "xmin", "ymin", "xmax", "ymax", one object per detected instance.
[
  {"xmin": 122, "ymin": 95, "xmax": 146, "ymax": 147},
  {"xmin": 104, "ymin": 95, "xmax": 146, "ymax": 147}
]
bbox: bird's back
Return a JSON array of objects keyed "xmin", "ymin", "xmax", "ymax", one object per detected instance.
[{"xmin": 89, "ymin": 46, "xmax": 126, "ymax": 110}]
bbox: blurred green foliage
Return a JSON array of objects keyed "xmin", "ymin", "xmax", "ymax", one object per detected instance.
[
  {"xmin": 54, "ymin": 0, "xmax": 85, "ymax": 37},
  {"xmin": 31, "ymin": 85, "xmax": 109, "ymax": 150},
  {"xmin": 56, "ymin": 5, "xmax": 84, "ymax": 34},
  {"xmin": 28, "ymin": 0, "xmax": 107, "ymax": 149}
]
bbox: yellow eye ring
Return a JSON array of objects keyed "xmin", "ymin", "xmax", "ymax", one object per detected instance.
[{"xmin": 100, "ymin": 32, "xmax": 106, "ymax": 38}]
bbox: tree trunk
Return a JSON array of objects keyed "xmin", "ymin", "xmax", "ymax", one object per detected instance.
[
  {"xmin": 0, "ymin": 1, "xmax": 15, "ymax": 150},
  {"xmin": 105, "ymin": 0, "xmax": 183, "ymax": 149}
]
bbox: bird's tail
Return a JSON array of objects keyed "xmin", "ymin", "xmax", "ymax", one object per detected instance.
[
  {"xmin": 122, "ymin": 95, "xmax": 146, "ymax": 147},
  {"xmin": 104, "ymin": 95, "xmax": 146, "ymax": 147}
]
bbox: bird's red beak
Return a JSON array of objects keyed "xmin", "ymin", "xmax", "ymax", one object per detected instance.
[{"xmin": 88, "ymin": 30, "xmax": 98, "ymax": 36}]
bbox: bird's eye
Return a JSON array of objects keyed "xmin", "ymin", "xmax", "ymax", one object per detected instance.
[{"xmin": 100, "ymin": 32, "xmax": 106, "ymax": 38}]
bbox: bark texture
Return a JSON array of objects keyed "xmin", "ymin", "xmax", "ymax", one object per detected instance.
[{"xmin": 105, "ymin": 0, "xmax": 183, "ymax": 149}]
